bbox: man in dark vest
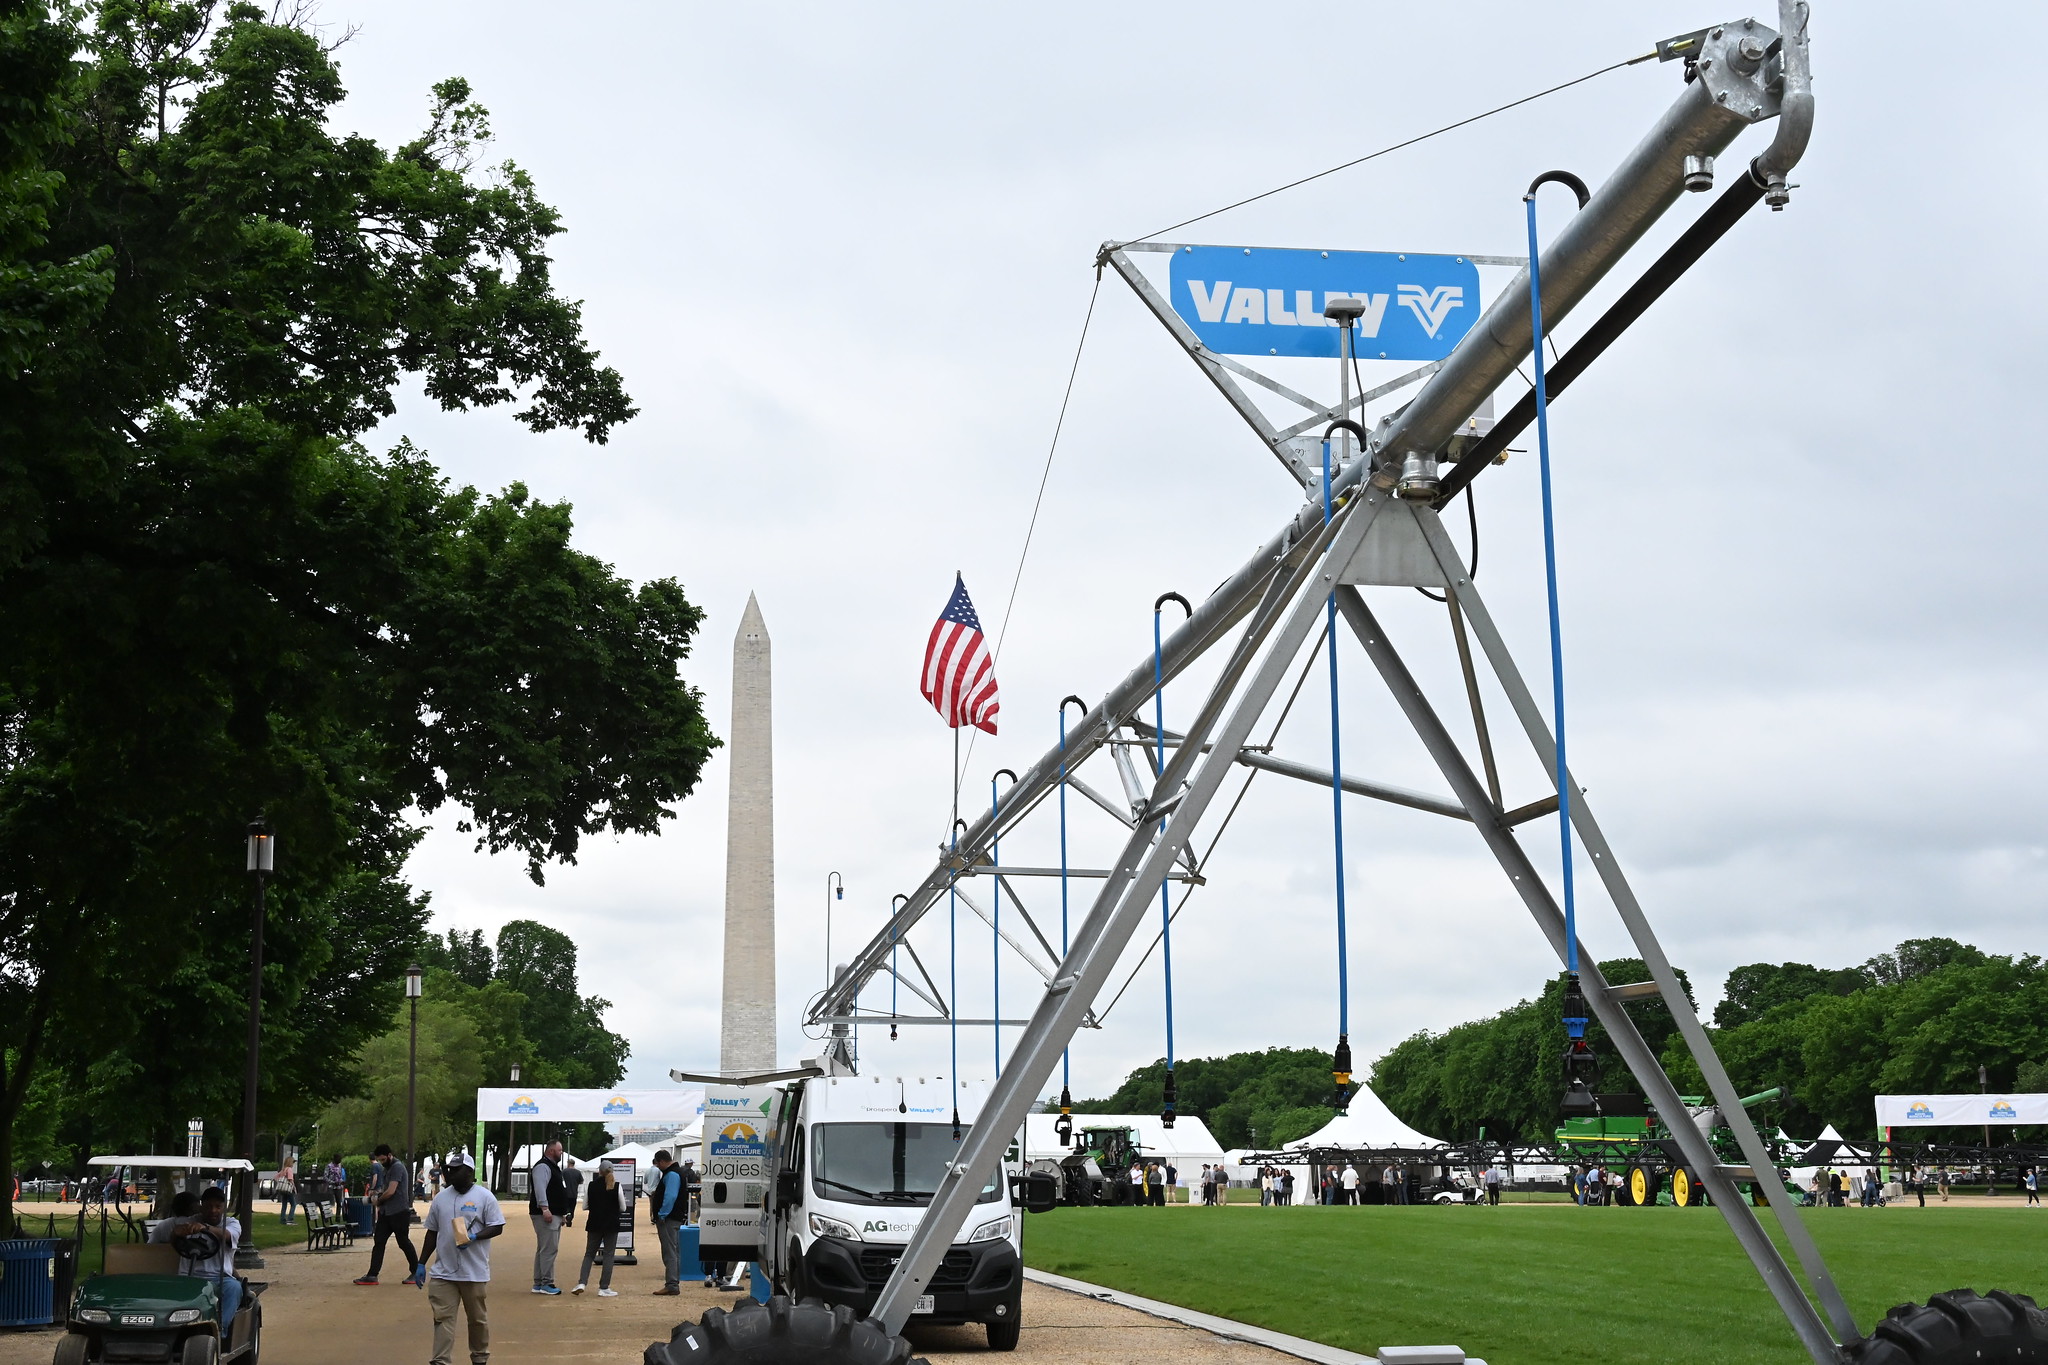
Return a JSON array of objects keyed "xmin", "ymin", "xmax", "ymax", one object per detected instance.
[{"xmin": 529, "ymin": 1138, "xmax": 573, "ymax": 1295}]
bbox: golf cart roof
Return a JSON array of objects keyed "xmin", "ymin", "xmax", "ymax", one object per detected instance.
[{"xmin": 87, "ymin": 1156, "xmax": 254, "ymax": 1172}]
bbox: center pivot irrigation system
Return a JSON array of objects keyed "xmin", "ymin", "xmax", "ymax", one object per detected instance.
[{"xmin": 770, "ymin": 8, "xmax": 2042, "ymax": 1364}]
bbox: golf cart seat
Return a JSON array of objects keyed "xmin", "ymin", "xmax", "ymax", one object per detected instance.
[{"xmin": 106, "ymin": 1243, "xmax": 180, "ymax": 1275}]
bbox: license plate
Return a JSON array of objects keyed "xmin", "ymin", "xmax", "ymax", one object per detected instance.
[
  {"xmin": 913, "ymin": 1295, "xmax": 935, "ymax": 1315},
  {"xmin": 121, "ymin": 1314, "xmax": 153, "ymax": 1325}
]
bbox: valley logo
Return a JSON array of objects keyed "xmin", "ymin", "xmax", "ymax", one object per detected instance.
[{"xmin": 1169, "ymin": 244, "xmax": 1480, "ymax": 362}]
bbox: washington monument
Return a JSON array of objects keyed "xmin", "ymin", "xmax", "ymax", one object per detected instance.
[{"xmin": 719, "ymin": 592, "xmax": 777, "ymax": 1074}]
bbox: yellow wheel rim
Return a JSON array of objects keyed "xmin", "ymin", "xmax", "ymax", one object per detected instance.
[
  {"xmin": 1674, "ymin": 1169, "xmax": 1692, "ymax": 1206},
  {"xmin": 1630, "ymin": 1168, "xmax": 1648, "ymax": 1206}
]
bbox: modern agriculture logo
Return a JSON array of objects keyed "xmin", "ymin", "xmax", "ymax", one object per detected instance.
[
  {"xmin": 602, "ymin": 1096, "xmax": 634, "ymax": 1116},
  {"xmin": 1990, "ymin": 1101, "xmax": 2018, "ymax": 1120},
  {"xmin": 717, "ymin": 1121, "xmax": 759, "ymax": 1145},
  {"xmin": 1905, "ymin": 1103, "xmax": 1935, "ymax": 1121},
  {"xmin": 507, "ymin": 1095, "xmax": 539, "ymax": 1115}
]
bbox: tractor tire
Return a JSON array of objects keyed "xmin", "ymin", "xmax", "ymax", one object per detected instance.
[
  {"xmin": 1843, "ymin": 1289, "xmax": 2048, "ymax": 1363},
  {"xmin": 51, "ymin": 1333, "xmax": 89, "ymax": 1365},
  {"xmin": 1628, "ymin": 1166, "xmax": 1659, "ymax": 1208},
  {"xmin": 645, "ymin": 1295, "xmax": 929, "ymax": 1365},
  {"xmin": 1672, "ymin": 1168, "xmax": 1698, "ymax": 1207}
]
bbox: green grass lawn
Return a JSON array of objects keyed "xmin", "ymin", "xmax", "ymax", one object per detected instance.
[{"xmin": 1022, "ymin": 1205, "xmax": 2048, "ymax": 1364}]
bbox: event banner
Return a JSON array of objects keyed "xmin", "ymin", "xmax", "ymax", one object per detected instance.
[
  {"xmin": 1875, "ymin": 1093, "xmax": 2048, "ymax": 1127},
  {"xmin": 473, "ymin": 1087, "xmax": 705, "ymax": 1123},
  {"xmin": 1168, "ymin": 245, "xmax": 1480, "ymax": 361},
  {"xmin": 698, "ymin": 1085, "xmax": 778, "ymax": 1262}
]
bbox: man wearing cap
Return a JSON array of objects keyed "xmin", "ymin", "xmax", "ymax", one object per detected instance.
[
  {"xmin": 421, "ymin": 1152, "xmax": 505, "ymax": 1365},
  {"xmin": 149, "ymin": 1186, "xmax": 244, "ymax": 1328}
]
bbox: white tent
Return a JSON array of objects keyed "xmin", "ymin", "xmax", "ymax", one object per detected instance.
[
  {"xmin": 1021, "ymin": 1113, "xmax": 1227, "ymax": 1173},
  {"xmin": 1284, "ymin": 1086, "xmax": 1445, "ymax": 1151}
]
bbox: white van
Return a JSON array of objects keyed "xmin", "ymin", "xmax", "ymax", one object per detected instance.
[{"xmin": 758, "ymin": 1074, "xmax": 1052, "ymax": 1351}]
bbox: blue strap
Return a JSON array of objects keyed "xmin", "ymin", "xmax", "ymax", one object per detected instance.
[{"xmin": 1525, "ymin": 190, "xmax": 1581, "ymax": 986}]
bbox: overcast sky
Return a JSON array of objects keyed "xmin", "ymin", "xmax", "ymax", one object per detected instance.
[{"xmin": 326, "ymin": 1, "xmax": 2048, "ymax": 1114}]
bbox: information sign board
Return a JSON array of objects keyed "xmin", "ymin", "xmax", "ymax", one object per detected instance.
[{"xmin": 697, "ymin": 1085, "xmax": 776, "ymax": 1261}]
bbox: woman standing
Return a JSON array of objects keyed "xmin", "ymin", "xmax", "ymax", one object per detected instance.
[
  {"xmin": 277, "ymin": 1155, "xmax": 298, "ymax": 1226},
  {"xmin": 572, "ymin": 1160, "xmax": 623, "ymax": 1296}
]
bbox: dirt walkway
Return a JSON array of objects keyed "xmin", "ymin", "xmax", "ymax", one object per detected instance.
[{"xmin": 2, "ymin": 1203, "xmax": 1300, "ymax": 1365}]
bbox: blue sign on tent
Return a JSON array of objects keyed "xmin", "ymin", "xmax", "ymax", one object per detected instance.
[{"xmin": 1168, "ymin": 246, "xmax": 1480, "ymax": 361}]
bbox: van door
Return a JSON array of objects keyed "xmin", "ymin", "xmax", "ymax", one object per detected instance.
[{"xmin": 765, "ymin": 1086, "xmax": 804, "ymax": 1285}]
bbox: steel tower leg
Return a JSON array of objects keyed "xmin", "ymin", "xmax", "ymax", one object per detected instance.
[{"xmin": 870, "ymin": 491, "xmax": 1392, "ymax": 1332}]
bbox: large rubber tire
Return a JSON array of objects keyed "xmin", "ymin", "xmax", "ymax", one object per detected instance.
[
  {"xmin": 181, "ymin": 1333, "xmax": 221, "ymax": 1365},
  {"xmin": 1672, "ymin": 1168, "xmax": 1700, "ymax": 1207},
  {"xmin": 51, "ymin": 1333, "xmax": 89, "ymax": 1365},
  {"xmin": 1844, "ymin": 1290, "xmax": 2048, "ymax": 1363},
  {"xmin": 1628, "ymin": 1166, "xmax": 1659, "ymax": 1208},
  {"xmin": 987, "ymin": 1314, "xmax": 1021, "ymax": 1351},
  {"xmin": 645, "ymin": 1295, "xmax": 929, "ymax": 1365}
]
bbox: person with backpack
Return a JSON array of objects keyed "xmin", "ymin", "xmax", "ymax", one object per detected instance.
[{"xmin": 572, "ymin": 1160, "xmax": 623, "ymax": 1295}]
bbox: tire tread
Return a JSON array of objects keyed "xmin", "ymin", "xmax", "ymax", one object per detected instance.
[{"xmin": 645, "ymin": 1294, "xmax": 930, "ymax": 1365}]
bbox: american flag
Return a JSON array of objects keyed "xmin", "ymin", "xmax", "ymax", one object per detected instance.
[{"xmin": 921, "ymin": 573, "xmax": 999, "ymax": 734}]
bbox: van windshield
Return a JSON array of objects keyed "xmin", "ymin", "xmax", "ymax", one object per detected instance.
[{"xmin": 810, "ymin": 1124, "xmax": 1002, "ymax": 1206}]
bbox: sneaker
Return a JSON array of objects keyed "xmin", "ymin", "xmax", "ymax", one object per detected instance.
[
  {"xmin": 597, "ymin": 1288, "xmax": 618, "ymax": 1297},
  {"xmin": 572, "ymin": 1283, "xmax": 586, "ymax": 1295},
  {"xmin": 353, "ymin": 1276, "xmax": 378, "ymax": 1286},
  {"xmin": 532, "ymin": 1285, "xmax": 561, "ymax": 1296},
  {"xmin": 702, "ymin": 1278, "xmax": 715, "ymax": 1289}
]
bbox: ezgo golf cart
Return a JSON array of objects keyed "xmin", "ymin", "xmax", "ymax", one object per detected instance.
[{"xmin": 54, "ymin": 1155, "xmax": 264, "ymax": 1364}]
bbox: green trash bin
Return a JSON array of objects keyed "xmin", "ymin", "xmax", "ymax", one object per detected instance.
[{"xmin": 0, "ymin": 1238, "xmax": 59, "ymax": 1327}]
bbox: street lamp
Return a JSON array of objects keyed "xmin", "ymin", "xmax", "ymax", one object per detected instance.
[
  {"xmin": 824, "ymin": 872, "xmax": 844, "ymax": 991},
  {"xmin": 505, "ymin": 1063, "xmax": 522, "ymax": 1195},
  {"xmin": 237, "ymin": 818, "xmax": 274, "ymax": 1270},
  {"xmin": 405, "ymin": 965, "xmax": 423, "ymax": 1184}
]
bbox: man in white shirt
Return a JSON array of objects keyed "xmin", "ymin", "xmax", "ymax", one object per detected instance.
[
  {"xmin": 422, "ymin": 1152, "xmax": 505, "ymax": 1365},
  {"xmin": 149, "ymin": 1187, "xmax": 243, "ymax": 1327},
  {"xmin": 1339, "ymin": 1165, "xmax": 1359, "ymax": 1205}
]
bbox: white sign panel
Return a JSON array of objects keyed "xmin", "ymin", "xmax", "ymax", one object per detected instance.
[
  {"xmin": 474, "ymin": 1088, "xmax": 705, "ymax": 1123},
  {"xmin": 698, "ymin": 1085, "xmax": 778, "ymax": 1261},
  {"xmin": 1875, "ymin": 1093, "xmax": 2048, "ymax": 1127}
]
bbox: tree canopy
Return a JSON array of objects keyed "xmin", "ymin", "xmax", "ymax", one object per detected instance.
[
  {"xmin": 1070, "ymin": 1047, "xmax": 1343, "ymax": 1149},
  {"xmin": 0, "ymin": 0, "xmax": 715, "ymax": 1230}
]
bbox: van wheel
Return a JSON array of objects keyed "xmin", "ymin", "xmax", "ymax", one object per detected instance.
[
  {"xmin": 51, "ymin": 1333, "xmax": 90, "ymax": 1365},
  {"xmin": 181, "ymin": 1334, "xmax": 220, "ymax": 1365},
  {"xmin": 645, "ymin": 1295, "xmax": 929, "ymax": 1365},
  {"xmin": 1843, "ymin": 1289, "xmax": 2048, "ymax": 1363},
  {"xmin": 987, "ymin": 1314, "xmax": 1022, "ymax": 1351}
]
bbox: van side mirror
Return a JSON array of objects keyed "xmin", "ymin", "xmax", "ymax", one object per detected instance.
[
  {"xmin": 1016, "ymin": 1171, "xmax": 1058, "ymax": 1214},
  {"xmin": 775, "ymin": 1170, "xmax": 800, "ymax": 1205}
]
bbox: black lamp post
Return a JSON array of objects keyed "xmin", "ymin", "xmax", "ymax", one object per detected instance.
[
  {"xmin": 405, "ymin": 964, "xmax": 423, "ymax": 1185},
  {"xmin": 238, "ymin": 818, "xmax": 275, "ymax": 1269},
  {"xmin": 503, "ymin": 1063, "xmax": 521, "ymax": 1195}
]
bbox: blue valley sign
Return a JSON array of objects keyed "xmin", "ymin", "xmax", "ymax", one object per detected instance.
[{"xmin": 1168, "ymin": 246, "xmax": 1480, "ymax": 361}]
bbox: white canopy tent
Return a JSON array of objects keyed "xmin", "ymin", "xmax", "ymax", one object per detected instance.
[{"xmin": 1284, "ymin": 1086, "xmax": 1446, "ymax": 1151}]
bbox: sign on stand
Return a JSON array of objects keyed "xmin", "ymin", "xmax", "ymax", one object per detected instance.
[
  {"xmin": 698, "ymin": 1085, "xmax": 777, "ymax": 1262},
  {"xmin": 1168, "ymin": 245, "xmax": 1479, "ymax": 361},
  {"xmin": 609, "ymin": 1156, "xmax": 640, "ymax": 1264}
]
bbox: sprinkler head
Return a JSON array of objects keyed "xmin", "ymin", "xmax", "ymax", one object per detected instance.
[{"xmin": 1161, "ymin": 1072, "xmax": 1178, "ymax": 1129}]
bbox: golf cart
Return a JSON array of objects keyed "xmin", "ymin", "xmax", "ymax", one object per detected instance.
[{"xmin": 53, "ymin": 1156, "xmax": 264, "ymax": 1365}]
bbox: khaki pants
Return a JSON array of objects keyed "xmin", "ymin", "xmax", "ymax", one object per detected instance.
[
  {"xmin": 531, "ymin": 1213, "xmax": 562, "ymax": 1287},
  {"xmin": 429, "ymin": 1278, "xmax": 489, "ymax": 1365}
]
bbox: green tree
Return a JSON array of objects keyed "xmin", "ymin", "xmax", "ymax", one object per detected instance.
[
  {"xmin": 1713, "ymin": 962, "xmax": 1860, "ymax": 1028},
  {"xmin": 0, "ymin": 2, "xmax": 716, "ymax": 1230},
  {"xmin": 315, "ymin": 998, "xmax": 486, "ymax": 1161},
  {"xmin": 1070, "ymin": 1047, "xmax": 1341, "ymax": 1149}
]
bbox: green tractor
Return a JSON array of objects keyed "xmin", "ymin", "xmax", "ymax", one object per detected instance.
[
  {"xmin": 54, "ymin": 1156, "xmax": 265, "ymax": 1364},
  {"xmin": 1047, "ymin": 1125, "xmax": 1143, "ymax": 1205},
  {"xmin": 1555, "ymin": 1088, "xmax": 1783, "ymax": 1207}
]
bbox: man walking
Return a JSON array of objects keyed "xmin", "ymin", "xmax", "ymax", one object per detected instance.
[
  {"xmin": 1339, "ymin": 1164, "xmax": 1358, "ymax": 1206},
  {"xmin": 356, "ymin": 1144, "xmax": 422, "ymax": 1287},
  {"xmin": 559, "ymin": 1156, "xmax": 584, "ymax": 1230},
  {"xmin": 649, "ymin": 1149, "xmax": 687, "ymax": 1295},
  {"xmin": 422, "ymin": 1152, "xmax": 504, "ymax": 1365},
  {"xmin": 529, "ymin": 1139, "xmax": 572, "ymax": 1294},
  {"xmin": 1484, "ymin": 1164, "xmax": 1502, "ymax": 1206}
]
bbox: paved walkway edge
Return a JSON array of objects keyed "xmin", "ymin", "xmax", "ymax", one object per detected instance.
[{"xmin": 1022, "ymin": 1267, "xmax": 1372, "ymax": 1365}]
